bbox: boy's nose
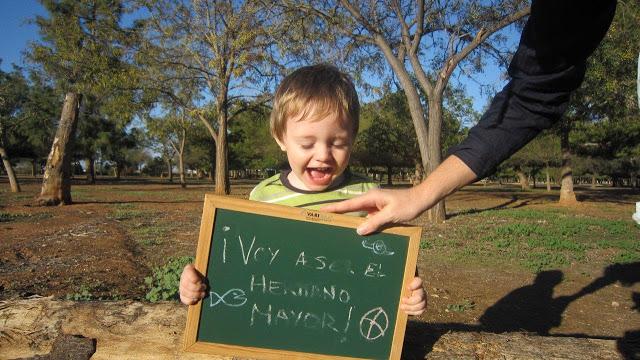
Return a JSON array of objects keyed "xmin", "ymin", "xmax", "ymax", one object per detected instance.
[{"xmin": 315, "ymin": 145, "xmax": 333, "ymax": 161}]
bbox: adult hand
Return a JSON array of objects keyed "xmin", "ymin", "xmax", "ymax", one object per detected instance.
[
  {"xmin": 322, "ymin": 156, "xmax": 477, "ymax": 235},
  {"xmin": 321, "ymin": 187, "xmax": 426, "ymax": 235}
]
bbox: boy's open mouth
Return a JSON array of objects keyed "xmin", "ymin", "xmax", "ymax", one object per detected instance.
[{"xmin": 306, "ymin": 167, "xmax": 333, "ymax": 185}]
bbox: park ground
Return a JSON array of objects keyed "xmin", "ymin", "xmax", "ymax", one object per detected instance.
[{"xmin": 0, "ymin": 177, "xmax": 638, "ymax": 353}]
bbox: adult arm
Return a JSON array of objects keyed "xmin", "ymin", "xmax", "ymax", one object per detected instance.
[
  {"xmin": 322, "ymin": 0, "xmax": 617, "ymax": 234},
  {"xmin": 323, "ymin": 155, "xmax": 476, "ymax": 235}
]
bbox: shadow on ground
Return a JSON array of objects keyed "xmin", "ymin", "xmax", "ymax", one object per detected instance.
[{"xmin": 402, "ymin": 262, "xmax": 640, "ymax": 359}]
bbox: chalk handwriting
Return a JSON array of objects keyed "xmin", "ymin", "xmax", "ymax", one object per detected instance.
[
  {"xmin": 295, "ymin": 252, "xmax": 356, "ymax": 275},
  {"xmin": 250, "ymin": 302, "xmax": 353, "ymax": 340},
  {"xmin": 209, "ymin": 288, "xmax": 247, "ymax": 308},
  {"xmin": 364, "ymin": 262, "xmax": 386, "ymax": 278},
  {"xmin": 249, "ymin": 274, "xmax": 351, "ymax": 304},
  {"xmin": 223, "ymin": 235, "xmax": 280, "ymax": 265}
]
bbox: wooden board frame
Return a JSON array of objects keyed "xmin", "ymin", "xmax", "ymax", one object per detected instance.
[{"xmin": 183, "ymin": 194, "xmax": 422, "ymax": 360}]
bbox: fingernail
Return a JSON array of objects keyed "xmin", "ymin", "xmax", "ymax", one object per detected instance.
[{"xmin": 357, "ymin": 226, "xmax": 367, "ymax": 235}]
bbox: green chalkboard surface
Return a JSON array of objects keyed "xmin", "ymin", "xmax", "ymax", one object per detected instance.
[{"xmin": 184, "ymin": 195, "xmax": 421, "ymax": 360}]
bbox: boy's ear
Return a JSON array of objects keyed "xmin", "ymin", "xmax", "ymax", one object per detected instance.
[{"xmin": 274, "ymin": 137, "xmax": 287, "ymax": 151}]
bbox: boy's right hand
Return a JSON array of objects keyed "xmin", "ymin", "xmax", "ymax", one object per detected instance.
[{"xmin": 179, "ymin": 264, "xmax": 207, "ymax": 305}]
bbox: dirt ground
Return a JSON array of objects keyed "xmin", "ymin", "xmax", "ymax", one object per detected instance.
[{"xmin": 1, "ymin": 177, "xmax": 638, "ymax": 355}]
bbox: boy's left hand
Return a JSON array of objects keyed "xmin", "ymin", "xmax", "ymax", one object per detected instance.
[{"xmin": 400, "ymin": 276, "xmax": 426, "ymax": 316}]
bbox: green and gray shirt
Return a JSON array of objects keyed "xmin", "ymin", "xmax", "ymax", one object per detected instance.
[{"xmin": 249, "ymin": 170, "xmax": 378, "ymax": 217}]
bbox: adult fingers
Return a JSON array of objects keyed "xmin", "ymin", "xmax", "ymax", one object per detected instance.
[
  {"xmin": 320, "ymin": 190, "xmax": 382, "ymax": 214},
  {"xmin": 356, "ymin": 207, "xmax": 395, "ymax": 235}
]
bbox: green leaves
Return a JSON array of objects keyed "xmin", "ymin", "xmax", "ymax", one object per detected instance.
[{"xmin": 144, "ymin": 256, "xmax": 194, "ymax": 302}]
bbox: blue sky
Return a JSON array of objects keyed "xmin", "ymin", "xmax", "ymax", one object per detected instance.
[
  {"xmin": 0, "ymin": 1, "xmax": 516, "ymax": 116},
  {"xmin": 0, "ymin": 0, "xmax": 45, "ymax": 72}
]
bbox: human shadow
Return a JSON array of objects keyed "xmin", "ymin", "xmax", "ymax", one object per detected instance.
[
  {"xmin": 617, "ymin": 292, "xmax": 640, "ymax": 359},
  {"xmin": 402, "ymin": 262, "xmax": 640, "ymax": 359},
  {"xmin": 479, "ymin": 270, "xmax": 565, "ymax": 334},
  {"xmin": 447, "ymin": 196, "xmax": 520, "ymax": 219},
  {"xmin": 480, "ymin": 262, "xmax": 640, "ymax": 335}
]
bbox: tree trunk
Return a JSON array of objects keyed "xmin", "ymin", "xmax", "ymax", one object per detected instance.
[
  {"xmin": 214, "ymin": 94, "xmax": 230, "ymax": 195},
  {"xmin": 413, "ymin": 162, "xmax": 423, "ymax": 186},
  {"xmin": 591, "ymin": 173, "xmax": 597, "ymax": 189},
  {"xmin": 178, "ymin": 152, "xmax": 186, "ymax": 188},
  {"xmin": 37, "ymin": 92, "xmax": 82, "ymax": 206},
  {"xmin": 0, "ymin": 146, "xmax": 21, "ymax": 192},
  {"xmin": 32, "ymin": 158, "xmax": 37, "ymax": 178},
  {"xmin": 167, "ymin": 159, "xmax": 173, "ymax": 183},
  {"xmin": 546, "ymin": 166, "xmax": 551, "ymax": 192},
  {"xmin": 386, "ymin": 165, "xmax": 393, "ymax": 185},
  {"xmin": 178, "ymin": 129, "xmax": 186, "ymax": 188},
  {"xmin": 530, "ymin": 174, "xmax": 536, "ymax": 189},
  {"xmin": 516, "ymin": 170, "xmax": 530, "ymax": 191},
  {"xmin": 114, "ymin": 163, "xmax": 121, "ymax": 180},
  {"xmin": 427, "ymin": 97, "xmax": 446, "ymax": 222},
  {"xmin": 0, "ymin": 297, "xmax": 621, "ymax": 360},
  {"xmin": 559, "ymin": 124, "xmax": 577, "ymax": 204},
  {"xmin": 85, "ymin": 157, "xmax": 95, "ymax": 184}
]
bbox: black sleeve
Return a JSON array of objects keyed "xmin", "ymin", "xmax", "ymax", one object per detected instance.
[{"xmin": 447, "ymin": 0, "xmax": 617, "ymax": 179}]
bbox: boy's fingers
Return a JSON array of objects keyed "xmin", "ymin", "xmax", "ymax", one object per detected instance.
[
  {"xmin": 408, "ymin": 276, "xmax": 423, "ymax": 290},
  {"xmin": 182, "ymin": 264, "xmax": 201, "ymax": 283},
  {"xmin": 179, "ymin": 288, "xmax": 205, "ymax": 304},
  {"xmin": 403, "ymin": 294, "xmax": 424, "ymax": 305},
  {"xmin": 399, "ymin": 301, "xmax": 426, "ymax": 316},
  {"xmin": 182, "ymin": 282, "xmax": 203, "ymax": 292}
]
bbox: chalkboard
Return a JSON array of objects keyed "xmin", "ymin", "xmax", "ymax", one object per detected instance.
[{"xmin": 183, "ymin": 195, "xmax": 421, "ymax": 360}]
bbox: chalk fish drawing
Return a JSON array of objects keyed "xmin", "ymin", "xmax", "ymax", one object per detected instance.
[
  {"xmin": 362, "ymin": 239, "xmax": 394, "ymax": 255},
  {"xmin": 209, "ymin": 288, "xmax": 247, "ymax": 308}
]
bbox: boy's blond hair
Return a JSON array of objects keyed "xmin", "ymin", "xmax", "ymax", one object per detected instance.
[{"xmin": 270, "ymin": 64, "xmax": 359, "ymax": 141}]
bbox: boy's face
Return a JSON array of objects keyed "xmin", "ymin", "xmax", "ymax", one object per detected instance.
[{"xmin": 276, "ymin": 108, "xmax": 354, "ymax": 192}]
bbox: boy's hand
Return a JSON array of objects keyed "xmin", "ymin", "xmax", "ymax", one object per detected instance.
[
  {"xmin": 179, "ymin": 264, "xmax": 207, "ymax": 305},
  {"xmin": 399, "ymin": 276, "xmax": 426, "ymax": 316}
]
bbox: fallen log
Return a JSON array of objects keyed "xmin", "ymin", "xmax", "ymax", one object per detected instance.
[{"xmin": 0, "ymin": 297, "xmax": 622, "ymax": 359}]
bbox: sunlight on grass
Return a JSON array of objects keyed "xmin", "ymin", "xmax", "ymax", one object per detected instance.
[{"xmin": 429, "ymin": 207, "xmax": 639, "ymax": 272}]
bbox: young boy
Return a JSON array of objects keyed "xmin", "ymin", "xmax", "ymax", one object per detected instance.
[{"xmin": 180, "ymin": 64, "xmax": 426, "ymax": 316}]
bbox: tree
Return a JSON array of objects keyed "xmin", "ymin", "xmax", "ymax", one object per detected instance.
[
  {"xmin": 15, "ymin": 71, "xmax": 60, "ymax": 177},
  {"xmin": 294, "ymin": 0, "xmax": 529, "ymax": 221},
  {"xmin": 354, "ymin": 91, "xmax": 419, "ymax": 184},
  {"xmin": 228, "ymin": 102, "xmax": 284, "ymax": 171},
  {"xmin": 560, "ymin": 0, "xmax": 639, "ymax": 201},
  {"xmin": 506, "ymin": 132, "xmax": 560, "ymax": 191},
  {"xmin": 140, "ymin": 0, "xmax": 280, "ymax": 194},
  {"xmin": 28, "ymin": 0, "xmax": 140, "ymax": 205},
  {"xmin": 146, "ymin": 106, "xmax": 195, "ymax": 187},
  {"xmin": 0, "ymin": 65, "xmax": 29, "ymax": 192},
  {"xmin": 96, "ymin": 125, "xmax": 142, "ymax": 179}
]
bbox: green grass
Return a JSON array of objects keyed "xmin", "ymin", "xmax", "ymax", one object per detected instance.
[
  {"xmin": 446, "ymin": 299, "xmax": 476, "ymax": 313},
  {"xmin": 108, "ymin": 204, "xmax": 172, "ymax": 246},
  {"xmin": 427, "ymin": 208, "xmax": 639, "ymax": 272},
  {"xmin": 0, "ymin": 211, "xmax": 53, "ymax": 223},
  {"xmin": 109, "ymin": 204, "xmax": 146, "ymax": 220},
  {"xmin": 130, "ymin": 223, "xmax": 171, "ymax": 246}
]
